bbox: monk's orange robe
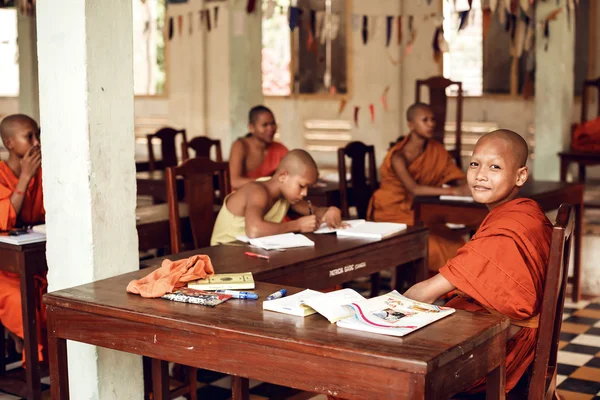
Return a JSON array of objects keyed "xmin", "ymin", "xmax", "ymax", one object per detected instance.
[
  {"xmin": 367, "ymin": 137, "xmax": 466, "ymax": 271},
  {"xmin": 440, "ymin": 198, "xmax": 552, "ymax": 393},
  {"xmin": 246, "ymin": 141, "xmax": 289, "ymax": 179},
  {"xmin": 0, "ymin": 161, "xmax": 46, "ymax": 362},
  {"xmin": 572, "ymin": 116, "xmax": 600, "ymax": 152}
]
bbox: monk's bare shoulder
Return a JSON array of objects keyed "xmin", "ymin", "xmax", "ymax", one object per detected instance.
[{"xmin": 227, "ymin": 181, "xmax": 270, "ymax": 216}]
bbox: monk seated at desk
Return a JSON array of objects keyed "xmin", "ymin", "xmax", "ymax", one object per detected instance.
[
  {"xmin": 211, "ymin": 149, "xmax": 344, "ymax": 245},
  {"xmin": 404, "ymin": 130, "xmax": 552, "ymax": 394},
  {"xmin": 0, "ymin": 114, "xmax": 46, "ymax": 363},
  {"xmin": 229, "ymin": 105, "xmax": 289, "ymax": 190},
  {"xmin": 368, "ymin": 102, "xmax": 471, "ymax": 272}
]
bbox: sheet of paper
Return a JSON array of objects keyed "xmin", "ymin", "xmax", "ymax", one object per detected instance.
[
  {"xmin": 303, "ymin": 289, "xmax": 366, "ymax": 323},
  {"xmin": 248, "ymin": 233, "xmax": 314, "ymax": 250},
  {"xmin": 263, "ymin": 289, "xmax": 322, "ymax": 317}
]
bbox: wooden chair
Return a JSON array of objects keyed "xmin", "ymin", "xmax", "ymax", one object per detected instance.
[
  {"xmin": 146, "ymin": 127, "xmax": 188, "ymax": 172},
  {"xmin": 415, "ymin": 76, "xmax": 463, "ymax": 168},
  {"xmin": 507, "ymin": 204, "xmax": 574, "ymax": 399},
  {"xmin": 337, "ymin": 141, "xmax": 378, "ymax": 220},
  {"xmin": 181, "ymin": 137, "xmax": 223, "ymax": 162},
  {"xmin": 337, "ymin": 142, "xmax": 380, "ymax": 297},
  {"xmin": 166, "ymin": 157, "xmax": 231, "ymax": 253}
]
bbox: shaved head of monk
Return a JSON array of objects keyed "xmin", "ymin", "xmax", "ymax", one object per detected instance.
[
  {"xmin": 275, "ymin": 149, "xmax": 319, "ymax": 204},
  {"xmin": 0, "ymin": 114, "xmax": 39, "ymax": 158},
  {"xmin": 467, "ymin": 129, "xmax": 529, "ymax": 210}
]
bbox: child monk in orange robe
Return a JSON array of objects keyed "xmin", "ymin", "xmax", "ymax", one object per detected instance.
[
  {"xmin": 229, "ymin": 105, "xmax": 289, "ymax": 190},
  {"xmin": 0, "ymin": 114, "xmax": 45, "ymax": 361},
  {"xmin": 404, "ymin": 129, "xmax": 552, "ymax": 394},
  {"xmin": 368, "ymin": 103, "xmax": 471, "ymax": 271}
]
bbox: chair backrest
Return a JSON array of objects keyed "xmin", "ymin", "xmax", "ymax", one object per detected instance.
[
  {"xmin": 181, "ymin": 136, "xmax": 223, "ymax": 162},
  {"xmin": 415, "ymin": 76, "xmax": 463, "ymax": 168},
  {"xmin": 165, "ymin": 158, "xmax": 231, "ymax": 253},
  {"xmin": 337, "ymin": 141, "xmax": 378, "ymax": 220},
  {"xmin": 528, "ymin": 203, "xmax": 574, "ymax": 400},
  {"xmin": 146, "ymin": 127, "xmax": 188, "ymax": 172},
  {"xmin": 580, "ymin": 78, "xmax": 600, "ymax": 124}
]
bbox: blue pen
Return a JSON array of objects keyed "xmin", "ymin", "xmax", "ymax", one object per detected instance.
[
  {"xmin": 215, "ymin": 290, "xmax": 259, "ymax": 300},
  {"xmin": 267, "ymin": 288, "xmax": 287, "ymax": 301}
]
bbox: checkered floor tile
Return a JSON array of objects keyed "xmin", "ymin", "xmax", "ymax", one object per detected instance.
[{"xmin": 2, "ymin": 279, "xmax": 599, "ymax": 399}]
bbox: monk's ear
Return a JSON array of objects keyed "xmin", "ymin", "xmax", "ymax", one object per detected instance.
[
  {"xmin": 515, "ymin": 166, "xmax": 528, "ymax": 187},
  {"xmin": 407, "ymin": 120, "xmax": 415, "ymax": 132},
  {"xmin": 277, "ymin": 170, "xmax": 289, "ymax": 183},
  {"xmin": 248, "ymin": 122, "xmax": 255, "ymax": 134},
  {"xmin": 3, "ymin": 136, "xmax": 13, "ymax": 150}
]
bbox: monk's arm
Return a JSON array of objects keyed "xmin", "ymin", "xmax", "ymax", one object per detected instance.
[
  {"xmin": 229, "ymin": 140, "xmax": 255, "ymax": 190},
  {"xmin": 8, "ymin": 176, "xmax": 30, "ymax": 217},
  {"xmin": 8, "ymin": 146, "xmax": 40, "ymax": 219},
  {"xmin": 404, "ymin": 273, "xmax": 455, "ymax": 304},
  {"xmin": 244, "ymin": 188, "xmax": 301, "ymax": 238},
  {"xmin": 390, "ymin": 152, "xmax": 456, "ymax": 196}
]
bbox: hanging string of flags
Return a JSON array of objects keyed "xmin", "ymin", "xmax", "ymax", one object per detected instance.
[{"xmin": 167, "ymin": 6, "xmax": 220, "ymax": 39}]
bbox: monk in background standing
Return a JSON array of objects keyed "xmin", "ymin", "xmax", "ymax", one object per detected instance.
[
  {"xmin": 229, "ymin": 105, "xmax": 289, "ymax": 190},
  {"xmin": 368, "ymin": 103, "xmax": 471, "ymax": 272},
  {"xmin": 404, "ymin": 129, "xmax": 552, "ymax": 394},
  {"xmin": 0, "ymin": 114, "xmax": 45, "ymax": 362}
]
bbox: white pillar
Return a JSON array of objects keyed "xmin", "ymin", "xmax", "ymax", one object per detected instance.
[
  {"xmin": 533, "ymin": 0, "xmax": 575, "ymax": 180},
  {"xmin": 36, "ymin": 1, "xmax": 143, "ymax": 399},
  {"xmin": 228, "ymin": 1, "xmax": 264, "ymax": 139},
  {"xmin": 17, "ymin": 12, "xmax": 39, "ymax": 121}
]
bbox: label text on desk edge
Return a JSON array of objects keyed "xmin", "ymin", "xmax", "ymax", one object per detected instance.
[{"xmin": 329, "ymin": 262, "xmax": 367, "ymax": 277}]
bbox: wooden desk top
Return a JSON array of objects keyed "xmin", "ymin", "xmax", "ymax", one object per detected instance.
[
  {"xmin": 44, "ymin": 275, "xmax": 508, "ymax": 374},
  {"xmin": 140, "ymin": 227, "xmax": 427, "ymax": 274},
  {"xmin": 414, "ymin": 180, "xmax": 583, "ymax": 208}
]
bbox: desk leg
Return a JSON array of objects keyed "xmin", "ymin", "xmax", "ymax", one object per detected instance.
[
  {"xmin": 20, "ymin": 254, "xmax": 41, "ymax": 400},
  {"xmin": 485, "ymin": 362, "xmax": 506, "ymax": 400},
  {"xmin": 560, "ymin": 159, "xmax": 569, "ymax": 182},
  {"xmin": 151, "ymin": 359, "xmax": 170, "ymax": 400},
  {"xmin": 231, "ymin": 376, "xmax": 249, "ymax": 400},
  {"xmin": 572, "ymin": 201, "xmax": 583, "ymax": 302},
  {"xmin": 579, "ymin": 164, "xmax": 586, "ymax": 183},
  {"xmin": 47, "ymin": 310, "xmax": 68, "ymax": 400}
]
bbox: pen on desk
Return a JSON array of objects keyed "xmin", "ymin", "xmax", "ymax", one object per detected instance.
[
  {"xmin": 245, "ymin": 251, "xmax": 270, "ymax": 260},
  {"xmin": 215, "ymin": 290, "xmax": 259, "ymax": 300},
  {"xmin": 308, "ymin": 200, "xmax": 313, "ymax": 215},
  {"xmin": 267, "ymin": 288, "xmax": 287, "ymax": 301}
]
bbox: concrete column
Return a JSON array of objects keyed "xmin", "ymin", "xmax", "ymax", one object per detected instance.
[
  {"xmin": 17, "ymin": 12, "xmax": 39, "ymax": 121},
  {"xmin": 36, "ymin": 1, "xmax": 143, "ymax": 399},
  {"xmin": 533, "ymin": 0, "xmax": 575, "ymax": 180},
  {"xmin": 228, "ymin": 1, "xmax": 263, "ymax": 142}
]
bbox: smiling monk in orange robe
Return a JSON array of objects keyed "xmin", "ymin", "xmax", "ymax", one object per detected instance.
[
  {"xmin": 404, "ymin": 129, "xmax": 552, "ymax": 394},
  {"xmin": 229, "ymin": 105, "xmax": 289, "ymax": 190},
  {"xmin": 368, "ymin": 103, "xmax": 472, "ymax": 272},
  {"xmin": 0, "ymin": 114, "xmax": 45, "ymax": 362}
]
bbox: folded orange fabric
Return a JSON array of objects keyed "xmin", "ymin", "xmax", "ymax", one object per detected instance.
[{"xmin": 126, "ymin": 255, "xmax": 215, "ymax": 298}]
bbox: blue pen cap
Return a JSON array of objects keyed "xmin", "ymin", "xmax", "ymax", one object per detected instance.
[{"xmin": 280, "ymin": 288, "xmax": 287, "ymax": 296}]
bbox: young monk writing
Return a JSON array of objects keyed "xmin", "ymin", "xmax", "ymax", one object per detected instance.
[
  {"xmin": 229, "ymin": 105, "xmax": 289, "ymax": 190},
  {"xmin": 0, "ymin": 114, "xmax": 45, "ymax": 360},
  {"xmin": 211, "ymin": 149, "xmax": 343, "ymax": 245},
  {"xmin": 368, "ymin": 102, "xmax": 471, "ymax": 271},
  {"xmin": 404, "ymin": 129, "xmax": 552, "ymax": 394}
]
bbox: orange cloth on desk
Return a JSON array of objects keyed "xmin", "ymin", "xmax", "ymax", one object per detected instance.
[
  {"xmin": 246, "ymin": 142, "xmax": 289, "ymax": 179},
  {"xmin": 0, "ymin": 161, "xmax": 46, "ymax": 363},
  {"xmin": 439, "ymin": 198, "xmax": 552, "ymax": 393},
  {"xmin": 127, "ymin": 255, "xmax": 215, "ymax": 298},
  {"xmin": 572, "ymin": 116, "xmax": 600, "ymax": 152},
  {"xmin": 367, "ymin": 137, "xmax": 466, "ymax": 271}
]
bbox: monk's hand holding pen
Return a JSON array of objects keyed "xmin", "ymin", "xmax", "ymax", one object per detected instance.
[{"xmin": 296, "ymin": 215, "xmax": 319, "ymax": 233}]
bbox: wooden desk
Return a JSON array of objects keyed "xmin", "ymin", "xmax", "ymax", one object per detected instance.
[
  {"xmin": 559, "ymin": 150, "xmax": 600, "ymax": 183},
  {"xmin": 141, "ymin": 228, "xmax": 429, "ymax": 291},
  {"xmin": 0, "ymin": 241, "xmax": 47, "ymax": 400},
  {"xmin": 413, "ymin": 180, "xmax": 585, "ymax": 302},
  {"xmin": 44, "ymin": 278, "xmax": 509, "ymax": 400}
]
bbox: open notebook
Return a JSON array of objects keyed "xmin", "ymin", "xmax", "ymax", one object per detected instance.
[
  {"xmin": 0, "ymin": 231, "xmax": 46, "ymax": 245},
  {"xmin": 264, "ymin": 288, "xmax": 455, "ymax": 337},
  {"xmin": 315, "ymin": 220, "xmax": 406, "ymax": 239},
  {"xmin": 236, "ymin": 233, "xmax": 314, "ymax": 250}
]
